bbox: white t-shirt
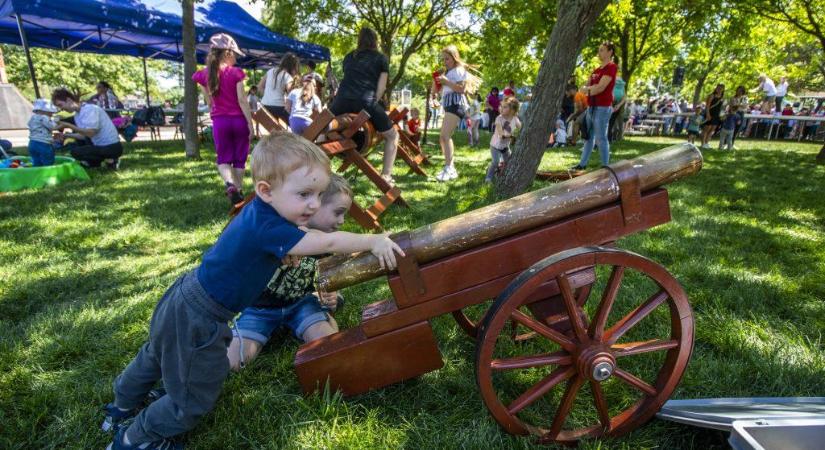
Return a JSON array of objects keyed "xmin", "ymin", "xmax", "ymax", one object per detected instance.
[
  {"xmin": 490, "ymin": 115, "xmax": 521, "ymax": 149},
  {"xmin": 286, "ymin": 88, "xmax": 322, "ymax": 120},
  {"xmin": 261, "ymin": 69, "xmax": 293, "ymax": 107},
  {"xmin": 441, "ymin": 66, "xmax": 467, "ymax": 98},
  {"xmin": 76, "ymin": 103, "xmax": 119, "ymax": 146},
  {"xmin": 776, "ymin": 80, "xmax": 788, "ymax": 96},
  {"xmin": 760, "ymin": 78, "xmax": 777, "ymax": 96}
]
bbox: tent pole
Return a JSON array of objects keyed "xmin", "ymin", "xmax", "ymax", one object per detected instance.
[
  {"xmin": 15, "ymin": 14, "xmax": 40, "ymax": 98},
  {"xmin": 142, "ymin": 57, "xmax": 150, "ymax": 106}
]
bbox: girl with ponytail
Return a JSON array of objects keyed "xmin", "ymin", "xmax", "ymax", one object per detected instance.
[{"xmin": 193, "ymin": 33, "xmax": 254, "ymax": 206}]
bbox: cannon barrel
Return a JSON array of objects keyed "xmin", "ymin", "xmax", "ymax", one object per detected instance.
[{"xmin": 317, "ymin": 143, "xmax": 703, "ymax": 292}]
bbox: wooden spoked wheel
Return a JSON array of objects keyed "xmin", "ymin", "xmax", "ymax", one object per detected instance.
[
  {"xmin": 475, "ymin": 247, "xmax": 693, "ymax": 445},
  {"xmin": 452, "ymin": 272, "xmax": 594, "ymax": 339}
]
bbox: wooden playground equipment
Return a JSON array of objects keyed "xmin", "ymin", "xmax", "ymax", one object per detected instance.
[
  {"xmin": 254, "ymin": 106, "xmax": 429, "ymax": 230},
  {"xmin": 295, "ymin": 143, "xmax": 704, "ymax": 444}
]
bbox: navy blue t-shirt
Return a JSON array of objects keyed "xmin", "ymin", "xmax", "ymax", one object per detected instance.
[{"xmin": 197, "ymin": 196, "xmax": 306, "ymax": 312}]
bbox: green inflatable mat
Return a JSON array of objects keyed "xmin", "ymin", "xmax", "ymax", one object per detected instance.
[{"xmin": 0, "ymin": 156, "xmax": 91, "ymax": 192}]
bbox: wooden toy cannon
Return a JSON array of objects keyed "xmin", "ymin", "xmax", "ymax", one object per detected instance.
[{"xmin": 295, "ymin": 143, "xmax": 703, "ymax": 444}]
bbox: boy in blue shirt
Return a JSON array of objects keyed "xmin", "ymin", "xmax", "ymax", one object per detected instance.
[
  {"xmin": 227, "ymin": 173, "xmax": 354, "ymax": 370},
  {"xmin": 103, "ymin": 132, "xmax": 404, "ymax": 450},
  {"xmin": 718, "ymin": 106, "xmax": 741, "ymax": 151}
]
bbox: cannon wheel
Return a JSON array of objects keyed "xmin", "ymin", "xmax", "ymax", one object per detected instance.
[
  {"xmin": 452, "ymin": 285, "xmax": 593, "ymax": 339},
  {"xmin": 475, "ymin": 247, "xmax": 693, "ymax": 445}
]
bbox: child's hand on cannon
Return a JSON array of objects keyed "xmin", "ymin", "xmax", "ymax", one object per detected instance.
[
  {"xmin": 371, "ymin": 233, "xmax": 405, "ymax": 270},
  {"xmin": 317, "ymin": 290, "xmax": 338, "ymax": 309}
]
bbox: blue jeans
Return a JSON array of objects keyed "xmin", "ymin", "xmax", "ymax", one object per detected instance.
[
  {"xmin": 28, "ymin": 140, "xmax": 55, "ymax": 166},
  {"xmin": 579, "ymin": 106, "xmax": 612, "ymax": 167},
  {"xmin": 233, "ymin": 294, "xmax": 329, "ymax": 343}
]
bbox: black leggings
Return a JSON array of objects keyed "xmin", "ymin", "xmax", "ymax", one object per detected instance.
[
  {"xmin": 329, "ymin": 97, "xmax": 393, "ymax": 132},
  {"xmin": 70, "ymin": 142, "xmax": 123, "ymax": 167},
  {"xmin": 263, "ymin": 105, "xmax": 289, "ymax": 123}
]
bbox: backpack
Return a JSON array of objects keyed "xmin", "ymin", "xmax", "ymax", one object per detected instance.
[
  {"xmin": 132, "ymin": 108, "xmax": 149, "ymax": 126},
  {"xmin": 147, "ymin": 107, "xmax": 165, "ymax": 126}
]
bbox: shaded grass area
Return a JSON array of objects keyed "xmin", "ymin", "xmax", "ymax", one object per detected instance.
[{"xmin": 1, "ymin": 133, "xmax": 824, "ymax": 449}]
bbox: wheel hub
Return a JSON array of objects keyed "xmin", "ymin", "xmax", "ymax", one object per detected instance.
[{"xmin": 576, "ymin": 346, "xmax": 617, "ymax": 382}]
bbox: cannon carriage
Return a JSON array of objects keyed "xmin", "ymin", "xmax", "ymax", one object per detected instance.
[{"xmin": 294, "ymin": 143, "xmax": 703, "ymax": 444}]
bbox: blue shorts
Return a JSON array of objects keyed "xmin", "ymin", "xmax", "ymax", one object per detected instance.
[{"xmin": 233, "ymin": 294, "xmax": 329, "ymax": 343}]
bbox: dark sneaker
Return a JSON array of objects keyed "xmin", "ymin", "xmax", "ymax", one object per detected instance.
[
  {"xmin": 106, "ymin": 159, "xmax": 120, "ymax": 170},
  {"xmin": 101, "ymin": 403, "xmax": 138, "ymax": 433},
  {"xmin": 570, "ymin": 165, "xmax": 586, "ymax": 171},
  {"xmin": 225, "ymin": 185, "xmax": 243, "ymax": 205},
  {"xmin": 145, "ymin": 387, "xmax": 166, "ymax": 405},
  {"xmin": 107, "ymin": 427, "xmax": 184, "ymax": 450}
]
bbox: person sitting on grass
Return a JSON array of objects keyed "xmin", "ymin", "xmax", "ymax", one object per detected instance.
[
  {"xmin": 227, "ymin": 173, "xmax": 353, "ymax": 370},
  {"xmin": 27, "ymin": 99, "xmax": 59, "ymax": 166},
  {"xmin": 485, "ymin": 97, "xmax": 521, "ymax": 183},
  {"xmin": 52, "ymin": 88, "xmax": 123, "ymax": 170},
  {"xmin": 102, "ymin": 132, "xmax": 404, "ymax": 450}
]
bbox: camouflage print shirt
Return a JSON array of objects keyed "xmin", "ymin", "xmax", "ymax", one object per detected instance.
[{"xmin": 253, "ymin": 257, "xmax": 317, "ymax": 307}]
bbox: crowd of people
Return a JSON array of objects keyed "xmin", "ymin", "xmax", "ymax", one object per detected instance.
[{"xmin": 622, "ymin": 76, "xmax": 824, "ymax": 150}]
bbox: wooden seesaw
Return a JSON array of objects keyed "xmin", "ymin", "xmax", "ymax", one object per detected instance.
[{"xmin": 294, "ymin": 143, "xmax": 704, "ymax": 445}]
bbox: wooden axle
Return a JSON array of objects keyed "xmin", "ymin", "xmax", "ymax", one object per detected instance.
[{"xmin": 317, "ymin": 143, "xmax": 703, "ymax": 291}]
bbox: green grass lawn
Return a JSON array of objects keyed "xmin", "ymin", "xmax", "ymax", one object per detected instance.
[{"xmin": 1, "ymin": 132, "xmax": 824, "ymax": 449}]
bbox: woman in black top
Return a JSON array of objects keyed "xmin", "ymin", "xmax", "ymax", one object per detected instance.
[
  {"xmin": 701, "ymin": 83, "xmax": 725, "ymax": 149},
  {"xmin": 329, "ymin": 27, "xmax": 398, "ymax": 183}
]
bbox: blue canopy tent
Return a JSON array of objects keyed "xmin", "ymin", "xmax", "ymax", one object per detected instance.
[{"xmin": 0, "ymin": 0, "xmax": 329, "ymax": 99}]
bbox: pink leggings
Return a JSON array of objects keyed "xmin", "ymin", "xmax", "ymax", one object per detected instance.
[{"xmin": 212, "ymin": 115, "xmax": 249, "ymax": 169}]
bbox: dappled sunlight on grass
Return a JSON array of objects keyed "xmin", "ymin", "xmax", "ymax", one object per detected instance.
[{"xmin": 0, "ymin": 132, "xmax": 823, "ymax": 448}]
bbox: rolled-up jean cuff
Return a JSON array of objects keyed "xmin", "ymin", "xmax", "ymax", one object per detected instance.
[
  {"xmin": 294, "ymin": 311, "xmax": 329, "ymax": 339},
  {"xmin": 233, "ymin": 328, "xmax": 269, "ymax": 345}
]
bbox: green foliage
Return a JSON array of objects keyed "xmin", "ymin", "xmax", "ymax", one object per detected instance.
[
  {"xmin": 475, "ymin": 0, "xmax": 555, "ymax": 90},
  {"xmin": 261, "ymin": 0, "xmax": 483, "ymax": 96},
  {"xmin": 1, "ymin": 136, "xmax": 824, "ymax": 448},
  {"xmin": 0, "ymin": 45, "xmax": 168, "ymax": 101}
]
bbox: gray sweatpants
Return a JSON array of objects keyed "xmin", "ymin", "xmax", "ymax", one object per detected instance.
[
  {"xmin": 113, "ymin": 271, "xmax": 234, "ymax": 444},
  {"xmin": 718, "ymin": 128, "xmax": 734, "ymax": 150},
  {"xmin": 486, "ymin": 146, "xmax": 510, "ymax": 180}
]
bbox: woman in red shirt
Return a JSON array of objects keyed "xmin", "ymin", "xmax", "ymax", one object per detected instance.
[{"xmin": 572, "ymin": 41, "xmax": 618, "ymax": 170}]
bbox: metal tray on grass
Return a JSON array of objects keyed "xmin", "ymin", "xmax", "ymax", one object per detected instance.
[{"xmin": 656, "ymin": 397, "xmax": 825, "ymax": 431}]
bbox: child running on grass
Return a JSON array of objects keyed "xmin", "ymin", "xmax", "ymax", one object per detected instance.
[
  {"xmin": 103, "ymin": 132, "xmax": 404, "ymax": 450},
  {"xmin": 485, "ymin": 97, "xmax": 521, "ymax": 183},
  {"xmin": 227, "ymin": 173, "xmax": 353, "ymax": 370}
]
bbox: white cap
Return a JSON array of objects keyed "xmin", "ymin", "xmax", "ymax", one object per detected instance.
[
  {"xmin": 33, "ymin": 98, "xmax": 58, "ymax": 113},
  {"xmin": 209, "ymin": 33, "xmax": 245, "ymax": 57}
]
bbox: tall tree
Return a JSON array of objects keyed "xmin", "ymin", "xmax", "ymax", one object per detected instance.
[
  {"xmin": 495, "ymin": 0, "xmax": 612, "ymax": 198},
  {"xmin": 263, "ymin": 0, "xmax": 480, "ymax": 97},
  {"xmin": 590, "ymin": 0, "xmax": 690, "ymax": 90},
  {"xmin": 476, "ymin": 0, "xmax": 556, "ymax": 88},
  {"xmin": 181, "ymin": 0, "xmax": 200, "ymax": 159},
  {"xmin": 680, "ymin": 6, "xmax": 756, "ymax": 105}
]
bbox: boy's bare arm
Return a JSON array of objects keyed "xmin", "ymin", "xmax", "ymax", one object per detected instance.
[{"xmin": 289, "ymin": 230, "xmax": 405, "ymax": 269}]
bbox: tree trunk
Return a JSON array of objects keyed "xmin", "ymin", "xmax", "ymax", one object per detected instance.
[
  {"xmin": 380, "ymin": 36, "xmax": 394, "ymax": 104},
  {"xmin": 182, "ymin": 0, "xmax": 200, "ymax": 159},
  {"xmin": 495, "ymin": 0, "xmax": 613, "ymax": 199},
  {"xmin": 0, "ymin": 47, "xmax": 7, "ymax": 83},
  {"xmin": 691, "ymin": 73, "xmax": 707, "ymax": 106}
]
